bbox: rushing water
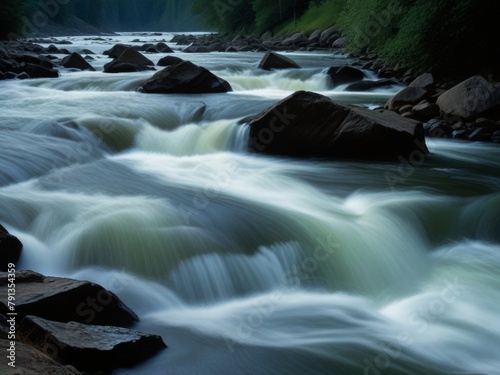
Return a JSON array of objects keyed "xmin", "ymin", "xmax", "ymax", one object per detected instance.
[{"xmin": 2, "ymin": 32, "xmax": 500, "ymax": 375}]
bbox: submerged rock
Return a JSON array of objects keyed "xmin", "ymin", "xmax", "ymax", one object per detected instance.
[
  {"xmin": 20, "ymin": 315, "xmax": 167, "ymax": 372},
  {"xmin": 0, "ymin": 270, "xmax": 138, "ymax": 326},
  {"xmin": 248, "ymin": 90, "xmax": 428, "ymax": 160},
  {"xmin": 258, "ymin": 52, "xmax": 301, "ymax": 70},
  {"xmin": 139, "ymin": 60, "xmax": 232, "ymax": 94},
  {"xmin": 0, "ymin": 224, "xmax": 23, "ymax": 271}
]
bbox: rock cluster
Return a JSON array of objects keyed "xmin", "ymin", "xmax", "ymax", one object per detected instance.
[{"xmin": 0, "ymin": 270, "xmax": 167, "ymax": 374}]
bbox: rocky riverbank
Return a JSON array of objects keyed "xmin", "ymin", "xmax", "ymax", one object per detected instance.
[
  {"xmin": 2, "ymin": 30, "xmax": 500, "ymax": 150},
  {"xmin": 0, "ymin": 226, "xmax": 166, "ymax": 374}
]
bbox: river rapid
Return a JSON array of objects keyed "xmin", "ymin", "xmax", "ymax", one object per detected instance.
[{"xmin": 1, "ymin": 32, "xmax": 500, "ymax": 375}]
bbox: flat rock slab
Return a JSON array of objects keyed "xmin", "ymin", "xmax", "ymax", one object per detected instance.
[
  {"xmin": 0, "ymin": 339, "xmax": 81, "ymax": 375},
  {"xmin": 20, "ymin": 316, "xmax": 167, "ymax": 372},
  {"xmin": 0, "ymin": 270, "xmax": 138, "ymax": 327}
]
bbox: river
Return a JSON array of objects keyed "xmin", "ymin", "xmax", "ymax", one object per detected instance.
[{"xmin": 1, "ymin": 32, "xmax": 500, "ymax": 375}]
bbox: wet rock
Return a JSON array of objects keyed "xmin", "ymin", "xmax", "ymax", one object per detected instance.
[
  {"xmin": 248, "ymin": 90, "xmax": 428, "ymax": 160},
  {"xmin": 412, "ymin": 102, "xmax": 440, "ymax": 121},
  {"xmin": 183, "ymin": 45, "xmax": 211, "ymax": 53},
  {"xmin": 47, "ymin": 44, "xmax": 62, "ymax": 54},
  {"xmin": 327, "ymin": 66, "xmax": 364, "ymax": 87},
  {"xmin": 60, "ymin": 52, "xmax": 96, "ymax": 71},
  {"xmin": 0, "ymin": 224, "xmax": 23, "ymax": 271},
  {"xmin": 20, "ymin": 315, "xmax": 167, "ymax": 372},
  {"xmin": 103, "ymin": 44, "xmax": 131, "ymax": 58},
  {"xmin": 157, "ymin": 56, "xmax": 184, "ymax": 67},
  {"xmin": 156, "ymin": 42, "xmax": 174, "ymax": 53},
  {"xmin": 139, "ymin": 61, "xmax": 232, "ymax": 94},
  {"xmin": 0, "ymin": 271, "xmax": 138, "ymax": 326},
  {"xmin": 104, "ymin": 48, "xmax": 154, "ymax": 73},
  {"xmin": 258, "ymin": 51, "xmax": 301, "ymax": 70},
  {"xmin": 436, "ymin": 75, "xmax": 500, "ymax": 119},
  {"xmin": 345, "ymin": 79, "xmax": 399, "ymax": 92},
  {"xmin": 386, "ymin": 87, "xmax": 428, "ymax": 111}
]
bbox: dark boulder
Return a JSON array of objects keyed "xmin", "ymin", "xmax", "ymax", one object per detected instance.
[
  {"xmin": 61, "ymin": 52, "xmax": 96, "ymax": 71},
  {"xmin": 409, "ymin": 73, "xmax": 435, "ymax": 89},
  {"xmin": 183, "ymin": 45, "xmax": 211, "ymax": 53},
  {"xmin": 20, "ymin": 315, "xmax": 167, "ymax": 372},
  {"xmin": 0, "ymin": 271, "xmax": 138, "ymax": 326},
  {"xmin": 436, "ymin": 76, "xmax": 500, "ymax": 120},
  {"xmin": 327, "ymin": 66, "xmax": 365, "ymax": 87},
  {"xmin": 139, "ymin": 61, "xmax": 232, "ymax": 94},
  {"xmin": 319, "ymin": 26, "xmax": 338, "ymax": 45},
  {"xmin": 104, "ymin": 48, "xmax": 154, "ymax": 73},
  {"xmin": 19, "ymin": 63, "xmax": 59, "ymax": 79},
  {"xmin": 0, "ymin": 224, "xmax": 23, "ymax": 271},
  {"xmin": 156, "ymin": 42, "xmax": 174, "ymax": 52},
  {"xmin": 386, "ymin": 87, "xmax": 428, "ymax": 111},
  {"xmin": 258, "ymin": 52, "xmax": 301, "ymax": 70},
  {"xmin": 282, "ymin": 32, "xmax": 307, "ymax": 46},
  {"xmin": 103, "ymin": 44, "xmax": 131, "ymax": 58},
  {"xmin": 0, "ymin": 72, "xmax": 4, "ymax": 80},
  {"xmin": 12, "ymin": 53, "xmax": 54, "ymax": 69},
  {"xmin": 248, "ymin": 90, "xmax": 428, "ymax": 160},
  {"xmin": 412, "ymin": 102, "xmax": 440, "ymax": 121},
  {"xmin": 345, "ymin": 79, "xmax": 399, "ymax": 92},
  {"xmin": 157, "ymin": 56, "xmax": 184, "ymax": 67},
  {"xmin": 331, "ymin": 37, "xmax": 348, "ymax": 48},
  {"xmin": 47, "ymin": 44, "xmax": 62, "ymax": 54}
]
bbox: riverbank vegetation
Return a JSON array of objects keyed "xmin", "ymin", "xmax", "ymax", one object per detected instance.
[{"xmin": 193, "ymin": 0, "xmax": 499, "ymax": 78}]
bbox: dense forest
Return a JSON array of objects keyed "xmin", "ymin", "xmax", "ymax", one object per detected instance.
[
  {"xmin": 0, "ymin": 0, "xmax": 202, "ymax": 38},
  {"xmin": 192, "ymin": 0, "xmax": 499, "ymax": 77}
]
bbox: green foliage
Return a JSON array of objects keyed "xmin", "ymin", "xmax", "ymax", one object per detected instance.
[
  {"xmin": 339, "ymin": 0, "xmax": 499, "ymax": 77},
  {"xmin": 277, "ymin": 0, "xmax": 347, "ymax": 36},
  {"xmin": 192, "ymin": 0, "xmax": 255, "ymax": 33}
]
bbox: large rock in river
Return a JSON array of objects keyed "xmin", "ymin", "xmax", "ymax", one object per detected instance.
[
  {"xmin": 139, "ymin": 61, "xmax": 232, "ymax": 94},
  {"xmin": 0, "ymin": 270, "xmax": 138, "ymax": 327},
  {"xmin": 327, "ymin": 66, "xmax": 364, "ymax": 87},
  {"xmin": 0, "ymin": 224, "xmax": 23, "ymax": 271},
  {"xmin": 20, "ymin": 315, "xmax": 166, "ymax": 372},
  {"xmin": 258, "ymin": 52, "xmax": 301, "ymax": 70},
  {"xmin": 436, "ymin": 75, "xmax": 500, "ymax": 119},
  {"xmin": 61, "ymin": 52, "xmax": 96, "ymax": 71},
  {"xmin": 104, "ymin": 48, "xmax": 154, "ymax": 73},
  {"xmin": 248, "ymin": 90, "xmax": 428, "ymax": 160}
]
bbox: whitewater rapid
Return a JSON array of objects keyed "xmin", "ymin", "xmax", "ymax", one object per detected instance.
[{"xmin": 1, "ymin": 32, "xmax": 500, "ymax": 375}]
